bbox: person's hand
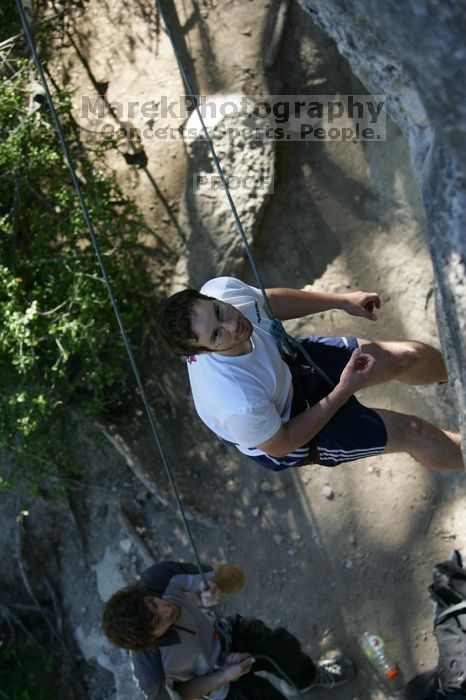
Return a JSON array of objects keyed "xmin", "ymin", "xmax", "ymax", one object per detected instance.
[
  {"xmin": 221, "ymin": 653, "xmax": 255, "ymax": 682},
  {"xmin": 338, "ymin": 348, "xmax": 376, "ymax": 395},
  {"xmin": 342, "ymin": 291, "xmax": 381, "ymax": 320},
  {"xmin": 198, "ymin": 580, "xmax": 221, "ymax": 607}
]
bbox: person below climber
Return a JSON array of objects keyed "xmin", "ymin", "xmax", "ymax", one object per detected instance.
[
  {"xmin": 394, "ymin": 550, "xmax": 466, "ymax": 699},
  {"xmin": 101, "ymin": 560, "xmax": 356, "ymax": 699},
  {"xmin": 157, "ymin": 276, "xmax": 464, "ymax": 472}
]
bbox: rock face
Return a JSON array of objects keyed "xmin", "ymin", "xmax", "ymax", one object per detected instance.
[
  {"xmin": 298, "ymin": 0, "xmax": 466, "ymax": 453},
  {"xmin": 75, "ymin": 625, "xmax": 146, "ymax": 700},
  {"xmin": 171, "ymin": 93, "xmax": 275, "ymax": 293}
]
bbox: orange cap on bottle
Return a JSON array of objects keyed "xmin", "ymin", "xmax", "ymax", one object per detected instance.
[{"xmin": 386, "ymin": 667, "xmax": 400, "ymax": 680}]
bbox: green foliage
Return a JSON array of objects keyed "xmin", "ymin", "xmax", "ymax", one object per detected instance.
[
  {"xmin": 0, "ymin": 50, "xmax": 154, "ymax": 494},
  {"xmin": 0, "ymin": 640, "xmax": 54, "ymax": 700}
]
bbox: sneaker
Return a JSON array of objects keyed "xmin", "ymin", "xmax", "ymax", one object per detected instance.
[
  {"xmin": 279, "ymin": 656, "xmax": 355, "ymax": 696},
  {"xmin": 312, "ymin": 657, "xmax": 356, "ymax": 688}
]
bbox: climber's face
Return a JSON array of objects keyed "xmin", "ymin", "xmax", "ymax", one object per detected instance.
[{"xmin": 190, "ymin": 298, "xmax": 253, "ymax": 355}]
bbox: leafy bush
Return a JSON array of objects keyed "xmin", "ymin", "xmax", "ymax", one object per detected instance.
[
  {"xmin": 0, "ymin": 640, "xmax": 54, "ymax": 700},
  {"xmin": 0, "ymin": 40, "xmax": 154, "ymax": 494}
]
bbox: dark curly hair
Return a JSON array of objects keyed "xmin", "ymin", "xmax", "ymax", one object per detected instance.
[
  {"xmin": 101, "ymin": 584, "xmax": 157, "ymax": 652},
  {"xmin": 156, "ymin": 288, "xmax": 213, "ymax": 356}
]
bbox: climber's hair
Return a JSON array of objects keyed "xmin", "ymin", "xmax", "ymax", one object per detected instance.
[
  {"xmin": 157, "ymin": 289, "xmax": 214, "ymax": 356},
  {"xmin": 101, "ymin": 584, "xmax": 157, "ymax": 652}
]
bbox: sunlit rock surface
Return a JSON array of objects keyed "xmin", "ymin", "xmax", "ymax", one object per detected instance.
[{"xmin": 171, "ymin": 92, "xmax": 275, "ymax": 293}]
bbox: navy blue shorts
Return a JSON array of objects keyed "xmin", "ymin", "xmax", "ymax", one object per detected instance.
[{"xmin": 248, "ymin": 335, "xmax": 387, "ymax": 471}]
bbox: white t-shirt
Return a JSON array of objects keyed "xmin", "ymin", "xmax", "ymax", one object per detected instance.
[{"xmin": 187, "ymin": 277, "xmax": 293, "ymax": 456}]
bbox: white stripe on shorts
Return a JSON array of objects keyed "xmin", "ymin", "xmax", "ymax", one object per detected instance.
[
  {"xmin": 317, "ymin": 445, "xmax": 385, "ymax": 464},
  {"xmin": 318, "ymin": 446, "xmax": 385, "ymax": 458},
  {"xmin": 263, "ymin": 446, "xmax": 310, "ymax": 467}
]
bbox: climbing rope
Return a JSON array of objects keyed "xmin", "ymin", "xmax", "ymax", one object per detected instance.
[
  {"xmin": 154, "ymin": 0, "xmax": 335, "ymax": 389},
  {"xmin": 15, "ymin": 0, "xmax": 314, "ymax": 692},
  {"xmin": 14, "ymin": 0, "xmax": 229, "ymax": 652}
]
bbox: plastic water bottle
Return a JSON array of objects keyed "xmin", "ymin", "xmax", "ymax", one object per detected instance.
[{"xmin": 359, "ymin": 632, "xmax": 405, "ymax": 691}]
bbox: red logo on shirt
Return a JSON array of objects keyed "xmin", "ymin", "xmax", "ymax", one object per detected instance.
[{"xmin": 187, "ymin": 355, "xmax": 197, "ymax": 364}]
